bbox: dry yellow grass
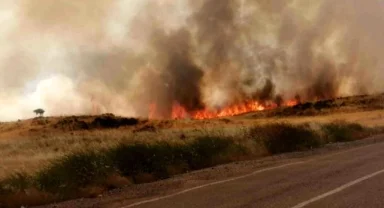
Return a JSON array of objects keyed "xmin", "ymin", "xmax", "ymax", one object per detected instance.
[
  {"xmin": 242, "ymin": 109, "xmax": 384, "ymax": 127},
  {"xmin": 1, "ymin": 94, "xmax": 384, "ymax": 180}
]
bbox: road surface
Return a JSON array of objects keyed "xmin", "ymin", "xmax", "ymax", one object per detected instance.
[{"xmin": 41, "ymin": 136, "xmax": 384, "ymax": 208}]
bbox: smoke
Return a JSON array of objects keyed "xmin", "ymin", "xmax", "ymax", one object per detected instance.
[{"xmin": 1, "ymin": 0, "xmax": 384, "ymax": 120}]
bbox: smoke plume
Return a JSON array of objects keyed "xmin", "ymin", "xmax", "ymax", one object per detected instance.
[{"xmin": 1, "ymin": 0, "xmax": 384, "ymax": 120}]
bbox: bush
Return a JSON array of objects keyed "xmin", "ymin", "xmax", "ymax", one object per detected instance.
[
  {"xmin": 109, "ymin": 142, "xmax": 176, "ymax": 181},
  {"xmin": 0, "ymin": 173, "xmax": 32, "ymax": 194},
  {"xmin": 180, "ymin": 136, "xmax": 239, "ymax": 169},
  {"xmin": 0, "ymin": 136, "xmax": 241, "ymax": 201},
  {"xmin": 250, "ymin": 123, "xmax": 322, "ymax": 154},
  {"xmin": 36, "ymin": 151, "xmax": 113, "ymax": 195},
  {"xmin": 322, "ymin": 122, "xmax": 365, "ymax": 143},
  {"xmin": 109, "ymin": 137, "xmax": 244, "ymax": 182}
]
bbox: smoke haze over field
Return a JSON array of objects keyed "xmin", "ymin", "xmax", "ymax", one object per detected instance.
[{"xmin": 1, "ymin": 0, "xmax": 384, "ymax": 121}]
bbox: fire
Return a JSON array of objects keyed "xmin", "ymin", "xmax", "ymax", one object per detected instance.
[
  {"xmin": 149, "ymin": 103, "xmax": 156, "ymax": 118},
  {"xmin": 171, "ymin": 102, "xmax": 189, "ymax": 119},
  {"xmin": 190, "ymin": 100, "xmax": 270, "ymax": 120},
  {"xmin": 285, "ymin": 99, "xmax": 299, "ymax": 107},
  {"xmin": 149, "ymin": 99, "xmax": 299, "ymax": 120}
]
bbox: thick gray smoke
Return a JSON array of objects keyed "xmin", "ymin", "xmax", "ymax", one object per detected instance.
[{"xmin": 1, "ymin": 0, "xmax": 384, "ymax": 120}]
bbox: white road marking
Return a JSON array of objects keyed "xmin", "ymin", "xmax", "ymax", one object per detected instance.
[
  {"xmin": 291, "ymin": 168, "xmax": 384, "ymax": 208},
  {"xmin": 121, "ymin": 142, "xmax": 381, "ymax": 208},
  {"xmin": 120, "ymin": 162, "xmax": 305, "ymax": 208}
]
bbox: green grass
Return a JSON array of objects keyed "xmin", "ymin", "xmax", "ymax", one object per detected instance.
[{"xmin": 0, "ymin": 122, "xmax": 380, "ymax": 208}]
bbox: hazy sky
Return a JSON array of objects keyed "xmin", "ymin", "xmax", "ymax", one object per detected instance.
[{"xmin": 1, "ymin": 0, "xmax": 384, "ymax": 121}]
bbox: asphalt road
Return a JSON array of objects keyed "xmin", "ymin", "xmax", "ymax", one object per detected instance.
[{"xmin": 122, "ymin": 139, "xmax": 384, "ymax": 208}]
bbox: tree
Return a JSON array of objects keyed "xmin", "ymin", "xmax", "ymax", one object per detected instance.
[{"xmin": 33, "ymin": 108, "xmax": 45, "ymax": 117}]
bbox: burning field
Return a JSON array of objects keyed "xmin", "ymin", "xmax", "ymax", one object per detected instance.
[
  {"xmin": 1, "ymin": 0, "xmax": 384, "ymax": 121},
  {"xmin": 2, "ymin": 1, "xmax": 384, "ymax": 207},
  {"xmin": 1, "ymin": 93, "xmax": 384, "ymax": 207},
  {"xmin": 149, "ymin": 99, "xmax": 298, "ymax": 120}
]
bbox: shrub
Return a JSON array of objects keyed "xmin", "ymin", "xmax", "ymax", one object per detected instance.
[
  {"xmin": 180, "ymin": 136, "xmax": 239, "ymax": 170},
  {"xmin": 322, "ymin": 121, "xmax": 365, "ymax": 143},
  {"xmin": 36, "ymin": 151, "xmax": 113, "ymax": 195},
  {"xmin": 109, "ymin": 142, "xmax": 176, "ymax": 181},
  {"xmin": 0, "ymin": 173, "xmax": 32, "ymax": 194},
  {"xmin": 109, "ymin": 137, "xmax": 244, "ymax": 182},
  {"xmin": 250, "ymin": 123, "xmax": 322, "ymax": 154}
]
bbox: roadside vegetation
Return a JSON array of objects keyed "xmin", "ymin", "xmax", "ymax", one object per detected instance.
[{"xmin": 0, "ymin": 121, "xmax": 382, "ymax": 207}]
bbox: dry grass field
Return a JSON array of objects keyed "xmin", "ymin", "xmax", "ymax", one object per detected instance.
[
  {"xmin": 1, "ymin": 94, "xmax": 384, "ymax": 207},
  {"xmin": 1, "ymin": 94, "xmax": 384, "ymax": 179}
]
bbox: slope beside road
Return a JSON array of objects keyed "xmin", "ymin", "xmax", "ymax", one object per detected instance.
[{"xmin": 38, "ymin": 135, "xmax": 384, "ymax": 208}]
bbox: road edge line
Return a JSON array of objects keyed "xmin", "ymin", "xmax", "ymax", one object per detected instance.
[
  {"xmin": 121, "ymin": 162, "xmax": 304, "ymax": 208},
  {"xmin": 121, "ymin": 142, "xmax": 381, "ymax": 208},
  {"xmin": 291, "ymin": 168, "xmax": 384, "ymax": 208}
]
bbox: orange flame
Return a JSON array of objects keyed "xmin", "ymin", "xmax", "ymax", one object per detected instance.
[
  {"xmin": 149, "ymin": 103, "xmax": 159, "ymax": 119},
  {"xmin": 285, "ymin": 99, "xmax": 299, "ymax": 107},
  {"xmin": 171, "ymin": 102, "xmax": 189, "ymax": 119},
  {"xmin": 149, "ymin": 99, "xmax": 299, "ymax": 120},
  {"xmin": 190, "ymin": 100, "xmax": 268, "ymax": 120}
]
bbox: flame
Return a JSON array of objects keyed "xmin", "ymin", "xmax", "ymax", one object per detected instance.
[
  {"xmin": 190, "ymin": 100, "xmax": 269, "ymax": 120},
  {"xmin": 285, "ymin": 99, "xmax": 299, "ymax": 107},
  {"xmin": 171, "ymin": 102, "xmax": 189, "ymax": 119},
  {"xmin": 149, "ymin": 98, "xmax": 299, "ymax": 120},
  {"xmin": 149, "ymin": 103, "xmax": 159, "ymax": 119}
]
